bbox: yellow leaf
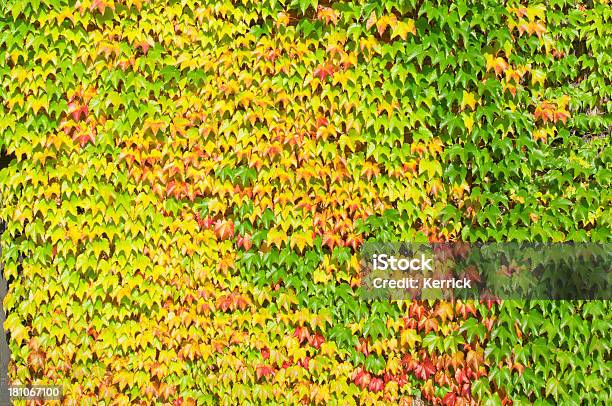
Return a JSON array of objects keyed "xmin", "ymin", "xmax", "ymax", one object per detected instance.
[
  {"xmin": 391, "ymin": 19, "xmax": 416, "ymax": 40},
  {"xmin": 400, "ymin": 328, "xmax": 421, "ymax": 349},
  {"xmin": 266, "ymin": 228, "xmax": 287, "ymax": 249},
  {"xmin": 29, "ymin": 95, "xmax": 49, "ymax": 114},
  {"xmin": 461, "ymin": 91, "xmax": 477, "ymax": 110},
  {"xmin": 376, "ymin": 15, "xmax": 394, "ymax": 36},
  {"xmin": 531, "ymin": 69, "xmax": 546, "ymax": 86},
  {"xmin": 56, "ymin": 7, "xmax": 74, "ymax": 24},
  {"xmin": 289, "ymin": 346, "xmax": 307, "ymax": 361},
  {"xmin": 310, "ymin": 310, "xmax": 332, "ymax": 330},
  {"xmin": 532, "ymin": 128, "xmax": 548, "ymax": 142},
  {"xmin": 463, "ymin": 113, "xmax": 475, "ymax": 133},
  {"xmin": 68, "ymin": 225, "xmax": 82, "ymax": 244},
  {"xmin": 526, "ymin": 5, "xmax": 546, "ymax": 21},
  {"xmin": 332, "ymin": 70, "xmax": 350, "ymax": 87},
  {"xmin": 320, "ymin": 341, "xmax": 337, "ymax": 357},
  {"xmin": 557, "ymin": 94, "xmax": 571, "ymax": 109},
  {"xmin": 485, "ymin": 54, "xmax": 509, "ymax": 76},
  {"xmin": 339, "ymin": 51, "xmax": 357, "ymax": 69},
  {"xmin": 436, "ymin": 302, "xmax": 454, "ymax": 323},
  {"xmin": 290, "ymin": 230, "xmax": 313, "ymax": 252},
  {"xmin": 359, "ymin": 35, "xmax": 378, "ymax": 54},
  {"xmin": 313, "ymin": 267, "xmax": 332, "ymax": 284},
  {"xmin": 5, "ymin": 314, "xmax": 29, "ymax": 345},
  {"xmin": 11, "ymin": 67, "xmax": 28, "ymax": 85},
  {"xmin": 113, "ymin": 370, "xmax": 135, "ymax": 392},
  {"xmin": 386, "ymin": 356, "xmax": 401, "ymax": 374},
  {"xmin": 503, "ymin": 40, "xmax": 513, "ymax": 57},
  {"xmin": 207, "ymin": 198, "xmax": 226, "ymax": 215},
  {"xmin": 276, "ymin": 12, "xmax": 289, "ymax": 28}
]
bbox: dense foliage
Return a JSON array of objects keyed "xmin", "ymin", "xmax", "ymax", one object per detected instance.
[{"xmin": 0, "ymin": 0, "xmax": 610, "ymax": 404}]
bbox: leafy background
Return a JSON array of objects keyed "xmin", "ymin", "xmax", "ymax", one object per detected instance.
[{"xmin": 0, "ymin": 0, "xmax": 610, "ymax": 404}]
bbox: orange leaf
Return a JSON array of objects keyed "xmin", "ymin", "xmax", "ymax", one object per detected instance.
[{"xmin": 214, "ymin": 219, "xmax": 235, "ymax": 240}]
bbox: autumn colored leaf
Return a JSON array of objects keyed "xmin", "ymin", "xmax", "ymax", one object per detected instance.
[
  {"xmin": 485, "ymin": 54, "xmax": 509, "ymax": 76},
  {"xmin": 312, "ymin": 64, "xmax": 335, "ymax": 81},
  {"xmin": 390, "ymin": 19, "xmax": 416, "ymax": 40},
  {"xmin": 414, "ymin": 357, "xmax": 436, "ymax": 380},
  {"xmin": 256, "ymin": 364, "xmax": 275, "ymax": 381},
  {"xmin": 214, "ymin": 219, "xmax": 235, "ymax": 240}
]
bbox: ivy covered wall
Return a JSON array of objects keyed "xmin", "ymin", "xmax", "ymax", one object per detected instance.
[{"xmin": 0, "ymin": 0, "xmax": 610, "ymax": 404}]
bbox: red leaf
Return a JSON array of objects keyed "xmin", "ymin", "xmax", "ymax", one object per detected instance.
[
  {"xmin": 237, "ymin": 233, "xmax": 252, "ymax": 250},
  {"xmin": 355, "ymin": 338, "xmax": 369, "ymax": 356},
  {"xmin": 294, "ymin": 326, "xmax": 310, "ymax": 344},
  {"xmin": 354, "ymin": 369, "xmax": 371, "ymax": 389},
  {"xmin": 454, "ymin": 368, "xmax": 469, "ymax": 385},
  {"xmin": 214, "ymin": 219, "xmax": 235, "ymax": 240},
  {"xmin": 298, "ymin": 356, "xmax": 310, "ymax": 369},
  {"xmin": 68, "ymin": 102, "xmax": 82, "ymax": 121},
  {"xmin": 409, "ymin": 302, "xmax": 426, "ymax": 319},
  {"xmin": 74, "ymin": 133, "xmax": 94, "ymax": 147},
  {"xmin": 87, "ymin": 327, "xmax": 98, "ymax": 340},
  {"xmin": 418, "ymin": 316, "xmax": 439, "ymax": 333},
  {"xmin": 403, "ymin": 317, "xmax": 417, "ymax": 330},
  {"xmin": 256, "ymin": 364, "xmax": 274, "ymax": 381},
  {"xmin": 316, "ymin": 6, "xmax": 340, "ymax": 25},
  {"xmin": 218, "ymin": 296, "xmax": 232, "ymax": 312},
  {"xmin": 368, "ymin": 377, "xmax": 384, "ymax": 392},
  {"xmin": 414, "ymin": 357, "xmax": 436, "ymax": 380},
  {"xmin": 166, "ymin": 181, "xmax": 177, "ymax": 198},
  {"xmin": 316, "ymin": 116, "xmax": 329, "ymax": 128},
  {"xmin": 312, "ymin": 64, "xmax": 334, "ymax": 81},
  {"xmin": 202, "ymin": 216, "xmax": 214, "ymax": 229},
  {"xmin": 436, "ymin": 371, "xmax": 451, "ymax": 386},
  {"xmin": 322, "ymin": 233, "xmax": 342, "ymax": 251},
  {"xmin": 308, "ymin": 333, "xmax": 325, "ymax": 349},
  {"xmin": 396, "ymin": 373, "xmax": 408, "ymax": 387},
  {"xmin": 401, "ymin": 354, "xmax": 417, "ymax": 372},
  {"xmin": 443, "ymin": 392, "xmax": 457, "ymax": 406}
]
